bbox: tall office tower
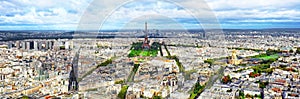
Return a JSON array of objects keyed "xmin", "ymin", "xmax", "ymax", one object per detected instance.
[
  {"xmin": 34, "ymin": 41, "xmax": 38, "ymax": 50},
  {"xmin": 69, "ymin": 41, "xmax": 73, "ymax": 49},
  {"xmin": 26, "ymin": 41, "xmax": 30, "ymax": 50},
  {"xmin": 38, "ymin": 41, "xmax": 43, "ymax": 50},
  {"xmin": 65, "ymin": 41, "xmax": 70, "ymax": 50},
  {"xmin": 29, "ymin": 41, "xmax": 34, "ymax": 49},
  {"xmin": 8, "ymin": 41, "xmax": 13, "ymax": 49},
  {"xmin": 45, "ymin": 41, "xmax": 49, "ymax": 50},
  {"xmin": 21, "ymin": 41, "xmax": 26, "ymax": 50},
  {"xmin": 47, "ymin": 41, "xmax": 51, "ymax": 50},
  {"xmin": 16, "ymin": 41, "xmax": 20, "ymax": 49},
  {"xmin": 49, "ymin": 41, "xmax": 53, "ymax": 50}
]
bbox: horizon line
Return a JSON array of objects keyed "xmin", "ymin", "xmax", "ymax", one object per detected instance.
[{"xmin": 1, "ymin": 28, "xmax": 300, "ymax": 31}]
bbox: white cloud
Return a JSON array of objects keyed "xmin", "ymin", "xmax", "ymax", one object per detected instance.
[
  {"xmin": 98, "ymin": 0, "xmax": 204, "ymax": 30},
  {"xmin": 215, "ymin": 9, "xmax": 300, "ymax": 23},
  {"xmin": 0, "ymin": 7, "xmax": 79, "ymax": 24},
  {"xmin": 203, "ymin": 0, "xmax": 300, "ymax": 24},
  {"xmin": 216, "ymin": 9, "xmax": 300, "ymax": 19},
  {"xmin": 0, "ymin": 0, "xmax": 92, "ymax": 24},
  {"xmin": 206, "ymin": 0, "xmax": 300, "ymax": 10},
  {"xmin": 0, "ymin": 0, "xmax": 299, "ymax": 30}
]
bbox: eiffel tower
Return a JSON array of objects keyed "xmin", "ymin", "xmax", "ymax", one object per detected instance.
[{"xmin": 142, "ymin": 22, "xmax": 150, "ymax": 50}]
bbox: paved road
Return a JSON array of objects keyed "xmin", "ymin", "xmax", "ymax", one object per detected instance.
[
  {"xmin": 205, "ymin": 66, "xmax": 225, "ymax": 89},
  {"xmin": 68, "ymin": 48, "xmax": 81, "ymax": 91}
]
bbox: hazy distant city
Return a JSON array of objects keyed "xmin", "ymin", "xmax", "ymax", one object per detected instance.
[{"xmin": 0, "ymin": 28, "xmax": 299, "ymax": 98}]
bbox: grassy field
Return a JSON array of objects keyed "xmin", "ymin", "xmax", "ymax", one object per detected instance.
[
  {"xmin": 258, "ymin": 54, "xmax": 279, "ymax": 60},
  {"xmin": 128, "ymin": 42, "xmax": 160, "ymax": 57},
  {"xmin": 250, "ymin": 53, "xmax": 280, "ymax": 74},
  {"xmin": 129, "ymin": 50, "xmax": 158, "ymax": 57}
]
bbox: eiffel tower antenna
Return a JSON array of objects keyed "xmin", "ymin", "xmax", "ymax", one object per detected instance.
[{"xmin": 145, "ymin": 22, "xmax": 148, "ymax": 37}]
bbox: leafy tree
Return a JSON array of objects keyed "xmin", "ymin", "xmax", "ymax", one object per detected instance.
[
  {"xmin": 266, "ymin": 49, "xmax": 280, "ymax": 55},
  {"xmin": 239, "ymin": 90, "xmax": 244, "ymax": 97},
  {"xmin": 221, "ymin": 75, "xmax": 231, "ymax": 84},
  {"xmin": 118, "ymin": 85, "xmax": 129, "ymax": 99},
  {"xmin": 153, "ymin": 96, "xmax": 162, "ymax": 99},
  {"xmin": 296, "ymin": 48, "xmax": 300, "ymax": 54},
  {"xmin": 204, "ymin": 59, "xmax": 214, "ymax": 65},
  {"xmin": 97, "ymin": 59, "xmax": 112, "ymax": 67},
  {"xmin": 115, "ymin": 80, "xmax": 125, "ymax": 84},
  {"xmin": 292, "ymin": 58, "xmax": 297, "ymax": 61},
  {"xmin": 259, "ymin": 81, "xmax": 269, "ymax": 88},
  {"xmin": 190, "ymin": 82, "xmax": 205, "ymax": 99},
  {"xmin": 289, "ymin": 49, "xmax": 294, "ymax": 53},
  {"xmin": 21, "ymin": 96, "xmax": 30, "ymax": 99},
  {"xmin": 226, "ymin": 89, "xmax": 232, "ymax": 92},
  {"xmin": 193, "ymin": 82, "xmax": 202, "ymax": 94},
  {"xmin": 245, "ymin": 94, "xmax": 252, "ymax": 98}
]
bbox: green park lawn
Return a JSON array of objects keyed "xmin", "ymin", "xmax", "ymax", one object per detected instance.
[
  {"xmin": 128, "ymin": 49, "xmax": 158, "ymax": 57},
  {"xmin": 140, "ymin": 50, "xmax": 158, "ymax": 56},
  {"xmin": 258, "ymin": 54, "xmax": 279, "ymax": 60},
  {"xmin": 128, "ymin": 42, "xmax": 160, "ymax": 57}
]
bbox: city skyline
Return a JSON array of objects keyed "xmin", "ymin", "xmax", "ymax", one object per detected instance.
[{"xmin": 0, "ymin": 0, "xmax": 300, "ymax": 98}]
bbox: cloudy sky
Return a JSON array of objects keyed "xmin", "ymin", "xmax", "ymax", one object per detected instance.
[{"xmin": 0, "ymin": 0, "xmax": 300, "ymax": 30}]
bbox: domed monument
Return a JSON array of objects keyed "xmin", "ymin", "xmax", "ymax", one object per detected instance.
[{"xmin": 229, "ymin": 50, "xmax": 242, "ymax": 65}]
